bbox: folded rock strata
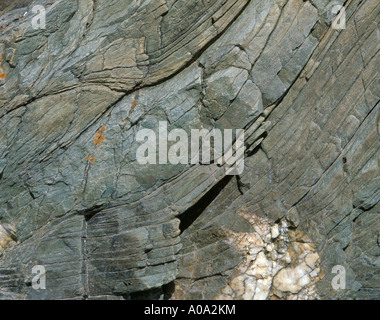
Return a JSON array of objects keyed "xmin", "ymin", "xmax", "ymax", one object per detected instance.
[{"xmin": 0, "ymin": 0, "xmax": 378, "ymax": 300}]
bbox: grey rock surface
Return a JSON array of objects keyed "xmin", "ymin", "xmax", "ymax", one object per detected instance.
[{"xmin": 0, "ymin": 0, "xmax": 378, "ymax": 299}]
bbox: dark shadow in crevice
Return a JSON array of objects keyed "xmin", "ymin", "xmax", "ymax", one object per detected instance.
[
  {"xmin": 163, "ymin": 281, "xmax": 175, "ymax": 300},
  {"xmin": 178, "ymin": 175, "xmax": 233, "ymax": 234},
  {"xmin": 129, "ymin": 287, "xmax": 164, "ymax": 300},
  {"xmin": 76, "ymin": 204, "xmax": 105, "ymax": 222},
  {"xmin": 122, "ymin": 281, "xmax": 175, "ymax": 300}
]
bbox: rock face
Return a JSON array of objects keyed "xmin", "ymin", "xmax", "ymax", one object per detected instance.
[{"xmin": 0, "ymin": 0, "xmax": 378, "ymax": 300}]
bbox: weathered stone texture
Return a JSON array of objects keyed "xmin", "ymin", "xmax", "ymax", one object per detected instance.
[{"xmin": 0, "ymin": 0, "xmax": 378, "ymax": 299}]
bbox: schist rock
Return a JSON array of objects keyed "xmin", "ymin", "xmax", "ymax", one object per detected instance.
[{"xmin": 0, "ymin": 0, "xmax": 378, "ymax": 300}]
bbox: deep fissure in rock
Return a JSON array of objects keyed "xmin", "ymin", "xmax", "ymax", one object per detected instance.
[{"xmin": 178, "ymin": 175, "xmax": 233, "ymax": 234}]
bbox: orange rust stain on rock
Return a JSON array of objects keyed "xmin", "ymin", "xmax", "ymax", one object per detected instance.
[
  {"xmin": 94, "ymin": 133, "xmax": 105, "ymax": 146},
  {"xmin": 0, "ymin": 57, "xmax": 5, "ymax": 80},
  {"xmin": 86, "ymin": 126, "xmax": 106, "ymax": 161},
  {"xmin": 129, "ymin": 93, "xmax": 139, "ymax": 116},
  {"xmin": 86, "ymin": 155, "xmax": 96, "ymax": 163},
  {"xmin": 93, "ymin": 126, "xmax": 106, "ymax": 146},
  {"xmin": 128, "ymin": 99, "xmax": 137, "ymax": 117},
  {"xmin": 121, "ymin": 94, "xmax": 139, "ymax": 126}
]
